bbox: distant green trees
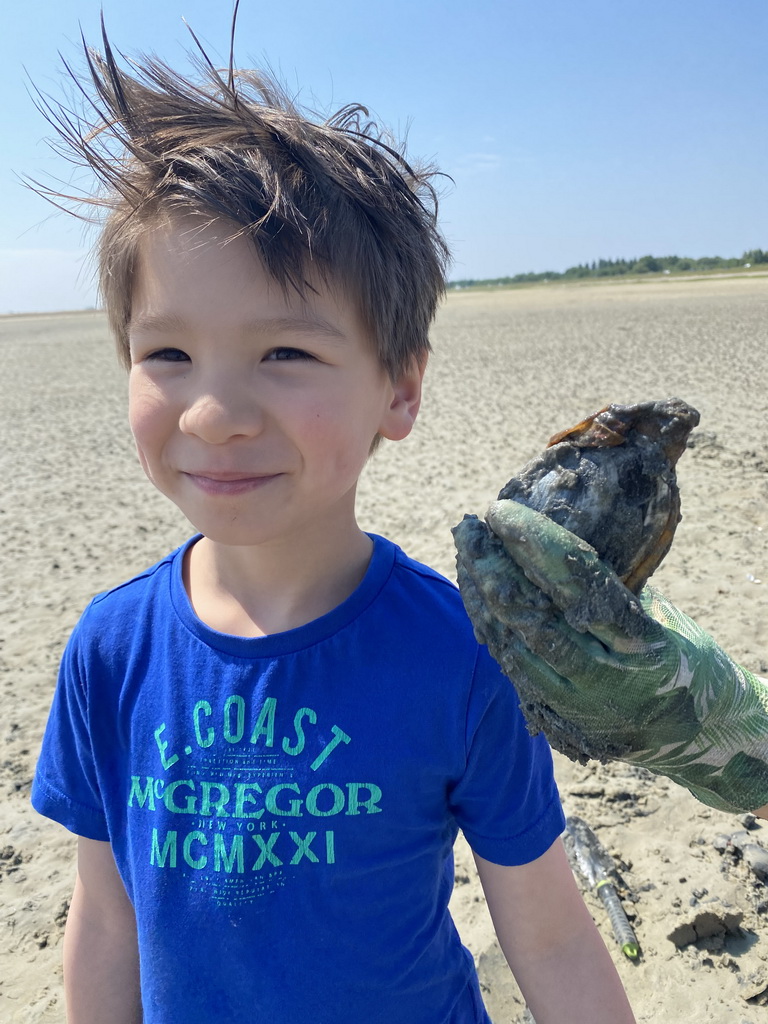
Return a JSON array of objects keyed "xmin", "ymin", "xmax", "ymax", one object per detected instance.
[
  {"xmin": 448, "ymin": 249, "xmax": 767, "ymax": 289},
  {"xmin": 743, "ymin": 249, "xmax": 768, "ymax": 265}
]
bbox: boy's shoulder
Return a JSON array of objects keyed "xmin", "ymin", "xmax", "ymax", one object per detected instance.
[
  {"xmin": 374, "ymin": 535, "xmax": 480, "ymax": 643},
  {"xmin": 94, "ymin": 541, "xmax": 187, "ymax": 598},
  {"xmin": 76, "ymin": 537, "xmax": 192, "ymax": 636},
  {"xmin": 389, "ymin": 540, "xmax": 458, "ymax": 591}
]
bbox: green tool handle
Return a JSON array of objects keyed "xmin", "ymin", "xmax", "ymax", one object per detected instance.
[{"xmin": 595, "ymin": 880, "xmax": 640, "ymax": 959}]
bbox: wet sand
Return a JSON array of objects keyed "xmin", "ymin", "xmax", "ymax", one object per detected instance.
[{"xmin": 2, "ymin": 275, "xmax": 767, "ymax": 1021}]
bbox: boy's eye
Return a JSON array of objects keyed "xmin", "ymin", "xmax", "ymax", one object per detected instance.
[
  {"xmin": 145, "ymin": 347, "xmax": 190, "ymax": 362},
  {"xmin": 265, "ymin": 347, "xmax": 315, "ymax": 362}
]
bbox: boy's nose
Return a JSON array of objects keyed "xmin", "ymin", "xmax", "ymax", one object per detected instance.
[{"xmin": 180, "ymin": 382, "xmax": 265, "ymax": 444}]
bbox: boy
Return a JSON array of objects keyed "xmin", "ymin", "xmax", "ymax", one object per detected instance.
[{"xmin": 31, "ymin": 27, "xmax": 635, "ymax": 1024}]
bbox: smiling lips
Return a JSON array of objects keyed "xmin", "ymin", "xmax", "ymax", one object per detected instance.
[{"xmin": 184, "ymin": 471, "xmax": 281, "ymax": 496}]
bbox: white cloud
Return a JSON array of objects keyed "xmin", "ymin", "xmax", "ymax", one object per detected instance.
[
  {"xmin": 451, "ymin": 152, "xmax": 503, "ymax": 176},
  {"xmin": 0, "ymin": 249, "xmax": 98, "ymax": 314}
]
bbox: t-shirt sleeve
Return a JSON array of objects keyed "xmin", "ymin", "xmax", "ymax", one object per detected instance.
[
  {"xmin": 31, "ymin": 610, "xmax": 111, "ymax": 841},
  {"xmin": 448, "ymin": 645, "xmax": 565, "ymax": 865}
]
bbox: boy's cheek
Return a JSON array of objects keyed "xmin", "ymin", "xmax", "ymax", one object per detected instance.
[
  {"xmin": 133, "ymin": 440, "xmax": 151, "ymax": 475},
  {"xmin": 127, "ymin": 397, "xmax": 164, "ymax": 483},
  {"xmin": 129, "ymin": 429, "xmax": 158, "ymax": 486},
  {"xmin": 128, "ymin": 414, "xmax": 153, "ymax": 472},
  {"xmin": 311, "ymin": 413, "xmax": 380, "ymax": 476},
  {"xmin": 128, "ymin": 378, "xmax": 170, "ymax": 441}
]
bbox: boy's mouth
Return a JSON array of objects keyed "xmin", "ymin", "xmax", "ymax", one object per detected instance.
[{"xmin": 184, "ymin": 471, "xmax": 280, "ymax": 496}]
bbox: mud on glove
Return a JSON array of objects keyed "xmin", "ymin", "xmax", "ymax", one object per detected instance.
[{"xmin": 454, "ymin": 500, "xmax": 768, "ymax": 813}]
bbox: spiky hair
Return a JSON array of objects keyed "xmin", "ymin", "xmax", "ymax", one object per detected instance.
[{"xmin": 33, "ymin": 14, "xmax": 450, "ymax": 377}]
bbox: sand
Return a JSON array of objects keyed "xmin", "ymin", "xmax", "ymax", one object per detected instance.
[{"xmin": 1, "ymin": 275, "xmax": 767, "ymax": 1022}]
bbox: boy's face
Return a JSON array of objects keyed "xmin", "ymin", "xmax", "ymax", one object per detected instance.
[{"xmin": 127, "ymin": 216, "xmax": 422, "ymax": 549}]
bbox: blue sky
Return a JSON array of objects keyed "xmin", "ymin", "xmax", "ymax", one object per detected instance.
[{"xmin": 1, "ymin": 0, "xmax": 766, "ymax": 312}]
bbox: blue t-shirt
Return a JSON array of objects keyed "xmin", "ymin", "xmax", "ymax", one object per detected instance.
[{"xmin": 33, "ymin": 534, "xmax": 564, "ymax": 1024}]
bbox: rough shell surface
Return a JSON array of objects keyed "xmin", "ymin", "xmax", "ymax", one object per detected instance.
[{"xmin": 497, "ymin": 397, "xmax": 700, "ymax": 593}]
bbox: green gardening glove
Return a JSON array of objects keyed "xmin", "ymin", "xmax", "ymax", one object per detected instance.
[{"xmin": 453, "ymin": 500, "xmax": 768, "ymax": 813}]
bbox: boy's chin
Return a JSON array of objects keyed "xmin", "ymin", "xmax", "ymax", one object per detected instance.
[
  {"xmin": 184, "ymin": 516, "xmax": 310, "ymax": 551},
  {"xmin": 189, "ymin": 525, "xmax": 280, "ymax": 549}
]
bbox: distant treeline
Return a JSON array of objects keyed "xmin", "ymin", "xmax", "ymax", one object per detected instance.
[{"xmin": 448, "ymin": 249, "xmax": 768, "ymax": 289}]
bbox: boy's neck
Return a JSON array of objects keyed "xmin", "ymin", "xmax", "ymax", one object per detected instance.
[{"xmin": 182, "ymin": 521, "xmax": 375, "ymax": 638}]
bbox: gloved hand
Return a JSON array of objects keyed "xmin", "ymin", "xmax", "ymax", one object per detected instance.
[{"xmin": 453, "ymin": 499, "xmax": 768, "ymax": 813}]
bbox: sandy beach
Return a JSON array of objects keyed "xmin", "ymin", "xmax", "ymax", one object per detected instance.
[{"xmin": 2, "ymin": 274, "xmax": 767, "ymax": 1022}]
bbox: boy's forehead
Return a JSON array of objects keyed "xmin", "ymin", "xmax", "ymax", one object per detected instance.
[
  {"xmin": 130, "ymin": 214, "xmax": 371, "ymax": 343},
  {"xmin": 135, "ymin": 214, "xmax": 253, "ymax": 271}
]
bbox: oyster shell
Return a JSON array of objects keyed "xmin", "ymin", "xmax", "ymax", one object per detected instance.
[
  {"xmin": 452, "ymin": 398, "xmax": 700, "ymax": 764},
  {"xmin": 495, "ymin": 397, "xmax": 700, "ymax": 593}
]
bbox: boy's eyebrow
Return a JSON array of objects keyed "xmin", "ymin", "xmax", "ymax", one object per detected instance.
[
  {"xmin": 129, "ymin": 311, "xmax": 349, "ymax": 341},
  {"xmin": 245, "ymin": 316, "xmax": 349, "ymax": 341}
]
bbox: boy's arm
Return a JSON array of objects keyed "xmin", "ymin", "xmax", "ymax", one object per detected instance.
[
  {"xmin": 64, "ymin": 837, "xmax": 142, "ymax": 1024},
  {"xmin": 474, "ymin": 839, "xmax": 635, "ymax": 1024}
]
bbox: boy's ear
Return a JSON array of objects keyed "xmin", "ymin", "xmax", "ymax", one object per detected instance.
[{"xmin": 378, "ymin": 355, "xmax": 427, "ymax": 442}]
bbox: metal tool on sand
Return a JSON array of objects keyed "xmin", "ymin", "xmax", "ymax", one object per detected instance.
[{"xmin": 564, "ymin": 815, "xmax": 640, "ymax": 960}]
